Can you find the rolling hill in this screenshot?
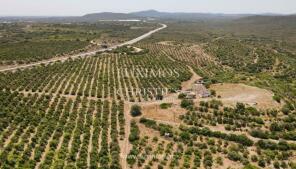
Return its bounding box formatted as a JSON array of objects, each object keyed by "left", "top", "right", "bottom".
[
  {"left": 82, "top": 12, "right": 140, "bottom": 20},
  {"left": 131, "top": 10, "right": 250, "bottom": 20},
  {"left": 0, "top": 10, "right": 294, "bottom": 23}
]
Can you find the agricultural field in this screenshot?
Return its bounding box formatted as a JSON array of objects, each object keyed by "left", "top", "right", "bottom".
[
  {"left": 130, "top": 99, "right": 296, "bottom": 169},
  {"left": 0, "top": 22, "right": 157, "bottom": 64},
  {"left": 0, "top": 14, "right": 296, "bottom": 169},
  {"left": 0, "top": 90, "right": 124, "bottom": 169},
  {"left": 0, "top": 52, "right": 191, "bottom": 102},
  {"left": 127, "top": 17, "right": 296, "bottom": 169},
  {"left": 141, "top": 17, "right": 296, "bottom": 107}
]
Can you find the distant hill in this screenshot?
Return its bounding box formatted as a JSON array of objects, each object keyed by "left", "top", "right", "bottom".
[
  {"left": 81, "top": 10, "right": 249, "bottom": 21},
  {"left": 236, "top": 15, "right": 296, "bottom": 26},
  {"left": 1, "top": 10, "right": 294, "bottom": 23},
  {"left": 0, "top": 13, "right": 141, "bottom": 23},
  {"left": 82, "top": 12, "right": 140, "bottom": 20},
  {"left": 131, "top": 10, "right": 250, "bottom": 20},
  {"left": 218, "top": 14, "right": 296, "bottom": 43},
  {"left": 130, "top": 10, "right": 167, "bottom": 18}
]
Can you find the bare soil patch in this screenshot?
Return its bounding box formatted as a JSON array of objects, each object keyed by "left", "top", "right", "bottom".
[
  {"left": 216, "top": 158, "right": 242, "bottom": 169},
  {"left": 209, "top": 83, "right": 281, "bottom": 109},
  {"left": 157, "top": 41, "right": 176, "bottom": 46},
  {"left": 132, "top": 46, "right": 143, "bottom": 53},
  {"left": 182, "top": 66, "right": 202, "bottom": 91},
  {"left": 141, "top": 103, "right": 186, "bottom": 123}
]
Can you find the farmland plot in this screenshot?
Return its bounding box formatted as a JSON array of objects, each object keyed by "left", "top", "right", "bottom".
[
  {"left": 0, "top": 90, "right": 125, "bottom": 169},
  {"left": 0, "top": 53, "right": 191, "bottom": 102}
]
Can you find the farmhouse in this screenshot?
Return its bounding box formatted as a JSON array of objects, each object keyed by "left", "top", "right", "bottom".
[
  {"left": 186, "top": 92, "right": 196, "bottom": 99},
  {"left": 179, "top": 90, "right": 197, "bottom": 99},
  {"left": 192, "top": 83, "right": 211, "bottom": 98}
]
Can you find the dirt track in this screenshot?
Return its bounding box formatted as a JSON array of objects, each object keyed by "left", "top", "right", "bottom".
[{"left": 120, "top": 103, "right": 133, "bottom": 169}]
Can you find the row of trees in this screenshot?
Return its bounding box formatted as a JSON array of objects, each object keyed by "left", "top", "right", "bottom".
[
  {"left": 0, "top": 90, "right": 126, "bottom": 168},
  {"left": 0, "top": 52, "right": 192, "bottom": 102}
]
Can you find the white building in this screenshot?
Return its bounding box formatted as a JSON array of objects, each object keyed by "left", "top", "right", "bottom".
[{"left": 192, "top": 84, "right": 211, "bottom": 98}]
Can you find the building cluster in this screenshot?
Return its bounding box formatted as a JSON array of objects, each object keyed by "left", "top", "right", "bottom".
[{"left": 179, "top": 79, "right": 211, "bottom": 99}]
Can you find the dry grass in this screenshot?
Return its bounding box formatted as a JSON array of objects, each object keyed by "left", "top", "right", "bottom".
[
  {"left": 209, "top": 83, "right": 281, "bottom": 109},
  {"left": 141, "top": 103, "right": 186, "bottom": 123},
  {"left": 157, "top": 41, "right": 176, "bottom": 46}
]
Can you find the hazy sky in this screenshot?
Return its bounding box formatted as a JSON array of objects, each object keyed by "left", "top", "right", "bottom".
[{"left": 1, "top": 0, "right": 296, "bottom": 16}]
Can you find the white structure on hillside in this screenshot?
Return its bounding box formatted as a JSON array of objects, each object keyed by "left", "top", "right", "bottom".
[
  {"left": 192, "top": 84, "right": 211, "bottom": 98},
  {"left": 179, "top": 78, "right": 211, "bottom": 99},
  {"left": 179, "top": 90, "right": 197, "bottom": 99}
]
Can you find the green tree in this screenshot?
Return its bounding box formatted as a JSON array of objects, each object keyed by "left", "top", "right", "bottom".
[
  {"left": 130, "top": 105, "right": 142, "bottom": 117},
  {"left": 181, "top": 99, "right": 194, "bottom": 109}
]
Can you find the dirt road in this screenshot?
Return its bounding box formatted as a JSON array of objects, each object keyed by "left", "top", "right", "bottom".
[
  {"left": 0, "top": 23, "right": 167, "bottom": 72},
  {"left": 120, "top": 102, "right": 133, "bottom": 169}
]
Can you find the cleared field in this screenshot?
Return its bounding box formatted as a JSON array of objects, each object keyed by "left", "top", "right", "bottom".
[
  {"left": 210, "top": 83, "right": 281, "bottom": 109},
  {"left": 141, "top": 103, "right": 186, "bottom": 123}
]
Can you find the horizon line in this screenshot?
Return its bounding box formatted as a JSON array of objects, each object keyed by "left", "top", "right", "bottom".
[{"left": 0, "top": 10, "right": 295, "bottom": 17}]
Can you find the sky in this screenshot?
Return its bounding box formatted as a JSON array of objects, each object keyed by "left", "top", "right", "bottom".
[{"left": 0, "top": 0, "right": 296, "bottom": 16}]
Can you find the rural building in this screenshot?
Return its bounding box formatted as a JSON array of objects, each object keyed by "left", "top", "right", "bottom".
[
  {"left": 186, "top": 92, "right": 196, "bottom": 99},
  {"left": 180, "top": 90, "right": 197, "bottom": 99},
  {"left": 164, "top": 133, "right": 172, "bottom": 137},
  {"left": 192, "top": 84, "right": 211, "bottom": 98}
]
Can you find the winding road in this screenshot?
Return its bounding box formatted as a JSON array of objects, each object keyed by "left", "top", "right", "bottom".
[{"left": 0, "top": 23, "right": 167, "bottom": 72}]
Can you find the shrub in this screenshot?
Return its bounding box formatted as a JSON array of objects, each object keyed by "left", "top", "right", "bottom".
[
  {"left": 178, "top": 93, "right": 186, "bottom": 99},
  {"left": 258, "top": 158, "right": 266, "bottom": 167},
  {"left": 130, "top": 105, "right": 142, "bottom": 117},
  {"left": 181, "top": 99, "right": 194, "bottom": 110},
  {"left": 129, "top": 121, "right": 140, "bottom": 143},
  {"left": 281, "top": 105, "right": 291, "bottom": 115},
  {"left": 243, "top": 164, "right": 259, "bottom": 169},
  {"left": 210, "top": 90, "right": 216, "bottom": 96},
  {"left": 160, "top": 103, "right": 172, "bottom": 109},
  {"left": 180, "top": 132, "right": 191, "bottom": 142},
  {"left": 228, "top": 151, "right": 242, "bottom": 161},
  {"left": 273, "top": 95, "right": 281, "bottom": 103}
]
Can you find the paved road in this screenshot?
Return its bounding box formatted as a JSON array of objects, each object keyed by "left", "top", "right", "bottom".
[{"left": 0, "top": 23, "right": 167, "bottom": 72}]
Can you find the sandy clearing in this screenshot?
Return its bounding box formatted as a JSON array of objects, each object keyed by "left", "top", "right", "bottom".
[
  {"left": 132, "top": 46, "right": 143, "bottom": 53},
  {"left": 209, "top": 83, "right": 281, "bottom": 109},
  {"left": 135, "top": 65, "right": 200, "bottom": 124},
  {"left": 157, "top": 41, "right": 176, "bottom": 46},
  {"left": 141, "top": 103, "right": 186, "bottom": 123},
  {"left": 182, "top": 66, "right": 202, "bottom": 91}
]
